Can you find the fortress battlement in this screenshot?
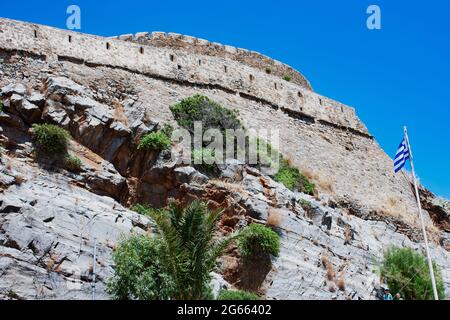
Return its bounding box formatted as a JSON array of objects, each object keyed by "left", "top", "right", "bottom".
[{"left": 0, "top": 18, "right": 369, "bottom": 136}]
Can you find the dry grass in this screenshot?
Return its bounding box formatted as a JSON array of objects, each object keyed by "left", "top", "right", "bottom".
[
  {"left": 209, "top": 179, "right": 246, "bottom": 195},
  {"left": 344, "top": 226, "right": 352, "bottom": 245},
  {"left": 321, "top": 256, "right": 335, "bottom": 281},
  {"left": 14, "top": 175, "right": 24, "bottom": 185},
  {"left": 303, "top": 168, "right": 334, "bottom": 194},
  {"left": 267, "top": 208, "right": 283, "bottom": 228},
  {"left": 378, "top": 195, "right": 441, "bottom": 239},
  {"left": 336, "top": 277, "right": 346, "bottom": 291}
]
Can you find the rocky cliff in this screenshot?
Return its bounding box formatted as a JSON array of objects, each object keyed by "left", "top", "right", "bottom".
[{"left": 0, "top": 18, "right": 449, "bottom": 300}]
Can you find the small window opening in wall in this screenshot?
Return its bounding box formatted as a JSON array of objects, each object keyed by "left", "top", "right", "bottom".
[
  {"left": 298, "top": 91, "right": 303, "bottom": 98},
  {"left": 341, "top": 106, "right": 344, "bottom": 112},
  {"left": 106, "top": 42, "right": 111, "bottom": 50},
  {"left": 68, "top": 35, "right": 72, "bottom": 43},
  {"left": 198, "top": 59, "right": 202, "bottom": 66},
  {"left": 139, "top": 47, "right": 144, "bottom": 54},
  {"left": 319, "top": 98, "right": 323, "bottom": 106},
  {"left": 249, "top": 74, "right": 254, "bottom": 81},
  {"left": 177, "top": 64, "right": 182, "bottom": 70},
  {"left": 170, "top": 54, "right": 175, "bottom": 62},
  {"left": 33, "top": 30, "right": 37, "bottom": 38},
  {"left": 224, "top": 65, "right": 228, "bottom": 73},
  {"left": 274, "top": 83, "right": 278, "bottom": 90}
]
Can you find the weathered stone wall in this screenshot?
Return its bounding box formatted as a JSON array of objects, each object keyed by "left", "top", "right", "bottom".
[
  {"left": 0, "top": 18, "right": 367, "bottom": 135},
  {"left": 111, "top": 31, "right": 313, "bottom": 91},
  {"left": 0, "top": 18, "right": 429, "bottom": 229}
]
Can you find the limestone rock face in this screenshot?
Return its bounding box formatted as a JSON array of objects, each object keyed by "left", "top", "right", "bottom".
[
  {"left": 0, "top": 163, "right": 150, "bottom": 300},
  {"left": 0, "top": 18, "right": 449, "bottom": 300}
]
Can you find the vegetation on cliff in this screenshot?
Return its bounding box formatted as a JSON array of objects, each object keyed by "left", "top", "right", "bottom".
[
  {"left": 138, "top": 131, "right": 172, "bottom": 151},
  {"left": 109, "top": 200, "right": 240, "bottom": 300},
  {"left": 381, "top": 246, "right": 445, "bottom": 300},
  {"left": 217, "top": 289, "right": 260, "bottom": 300},
  {"left": 32, "top": 123, "right": 70, "bottom": 155},
  {"left": 170, "top": 94, "right": 243, "bottom": 134},
  {"left": 274, "top": 159, "right": 315, "bottom": 195},
  {"left": 192, "top": 148, "right": 217, "bottom": 174},
  {"left": 238, "top": 223, "right": 280, "bottom": 258}
]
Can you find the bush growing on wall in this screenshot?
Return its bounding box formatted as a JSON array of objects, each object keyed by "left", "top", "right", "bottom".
[
  {"left": 170, "top": 94, "right": 243, "bottom": 134},
  {"left": 273, "top": 159, "right": 315, "bottom": 195},
  {"left": 380, "top": 246, "right": 446, "bottom": 300}
]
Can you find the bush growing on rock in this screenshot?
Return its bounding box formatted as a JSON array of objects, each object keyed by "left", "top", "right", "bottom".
[
  {"left": 282, "top": 75, "right": 292, "bottom": 82},
  {"left": 64, "top": 155, "right": 82, "bottom": 172},
  {"left": 170, "top": 94, "right": 243, "bottom": 133},
  {"left": 138, "top": 131, "right": 171, "bottom": 151},
  {"left": 31, "top": 123, "right": 70, "bottom": 155},
  {"left": 192, "top": 148, "right": 217, "bottom": 174},
  {"left": 216, "top": 289, "right": 260, "bottom": 300},
  {"left": 107, "top": 235, "right": 175, "bottom": 300},
  {"left": 131, "top": 203, "right": 154, "bottom": 216},
  {"left": 380, "top": 246, "right": 445, "bottom": 300},
  {"left": 238, "top": 223, "right": 280, "bottom": 258},
  {"left": 0, "top": 100, "right": 3, "bottom": 112},
  {"left": 161, "top": 123, "right": 174, "bottom": 138},
  {"left": 108, "top": 200, "right": 239, "bottom": 300},
  {"left": 274, "top": 159, "right": 315, "bottom": 195}
]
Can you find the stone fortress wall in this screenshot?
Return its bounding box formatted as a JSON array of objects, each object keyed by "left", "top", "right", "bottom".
[
  {"left": 0, "top": 18, "right": 369, "bottom": 137},
  {"left": 0, "top": 17, "right": 429, "bottom": 233}
]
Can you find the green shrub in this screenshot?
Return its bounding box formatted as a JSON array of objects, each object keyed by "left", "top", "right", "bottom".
[
  {"left": 131, "top": 203, "right": 154, "bottom": 216},
  {"left": 246, "top": 137, "right": 280, "bottom": 168},
  {"left": 107, "top": 235, "right": 175, "bottom": 300},
  {"left": 274, "top": 160, "right": 315, "bottom": 195},
  {"left": 217, "top": 289, "right": 260, "bottom": 300},
  {"left": 138, "top": 131, "right": 171, "bottom": 151},
  {"left": 65, "top": 155, "right": 82, "bottom": 172},
  {"left": 32, "top": 124, "right": 70, "bottom": 155},
  {"left": 161, "top": 123, "right": 174, "bottom": 138},
  {"left": 380, "top": 246, "right": 446, "bottom": 300},
  {"left": 282, "top": 75, "right": 292, "bottom": 82},
  {"left": 238, "top": 223, "right": 280, "bottom": 258},
  {"left": 192, "top": 148, "right": 216, "bottom": 173},
  {"left": 108, "top": 201, "right": 240, "bottom": 300},
  {"left": 0, "top": 100, "right": 3, "bottom": 112},
  {"left": 170, "top": 94, "right": 243, "bottom": 133}
]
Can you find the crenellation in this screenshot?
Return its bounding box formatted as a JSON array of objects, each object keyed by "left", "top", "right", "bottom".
[
  {"left": 118, "top": 34, "right": 133, "bottom": 41},
  {"left": 0, "top": 17, "right": 368, "bottom": 135},
  {"left": 134, "top": 32, "right": 149, "bottom": 41}
]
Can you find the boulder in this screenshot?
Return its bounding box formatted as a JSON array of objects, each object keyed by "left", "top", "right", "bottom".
[
  {"left": 1, "top": 83, "right": 26, "bottom": 97},
  {"left": 16, "top": 100, "right": 42, "bottom": 124}
]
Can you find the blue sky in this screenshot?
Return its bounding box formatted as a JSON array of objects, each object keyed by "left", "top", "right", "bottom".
[{"left": 1, "top": 0, "right": 449, "bottom": 198}]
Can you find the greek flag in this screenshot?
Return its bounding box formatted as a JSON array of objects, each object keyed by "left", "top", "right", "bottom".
[{"left": 394, "top": 138, "right": 410, "bottom": 173}]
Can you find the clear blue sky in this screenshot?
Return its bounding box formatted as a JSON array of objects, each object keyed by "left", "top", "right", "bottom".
[{"left": 1, "top": 0, "right": 449, "bottom": 198}]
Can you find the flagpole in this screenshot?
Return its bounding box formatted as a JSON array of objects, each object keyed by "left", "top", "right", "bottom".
[{"left": 403, "top": 126, "right": 439, "bottom": 300}]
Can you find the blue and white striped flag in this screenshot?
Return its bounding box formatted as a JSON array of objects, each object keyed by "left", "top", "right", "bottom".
[{"left": 394, "top": 138, "right": 410, "bottom": 173}]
